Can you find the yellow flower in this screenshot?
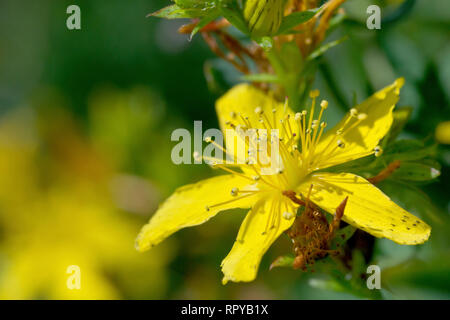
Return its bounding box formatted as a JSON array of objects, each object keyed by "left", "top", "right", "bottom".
[
  {"left": 136, "top": 78, "right": 431, "bottom": 284},
  {"left": 435, "top": 121, "right": 450, "bottom": 144},
  {"left": 0, "top": 108, "right": 171, "bottom": 299}
]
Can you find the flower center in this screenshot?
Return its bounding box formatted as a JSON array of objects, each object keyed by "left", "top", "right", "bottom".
[{"left": 198, "top": 89, "right": 379, "bottom": 224}]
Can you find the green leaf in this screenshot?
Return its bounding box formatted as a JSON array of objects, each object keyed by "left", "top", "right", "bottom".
[
  {"left": 276, "top": 9, "right": 318, "bottom": 35},
  {"left": 391, "top": 161, "right": 441, "bottom": 182},
  {"left": 241, "top": 73, "right": 280, "bottom": 83},
  {"left": 308, "top": 278, "right": 347, "bottom": 292},
  {"left": 219, "top": 4, "right": 249, "bottom": 35},
  {"left": 269, "top": 255, "right": 295, "bottom": 270},
  {"left": 149, "top": 4, "right": 207, "bottom": 19},
  {"left": 190, "top": 9, "right": 220, "bottom": 39},
  {"left": 383, "top": 140, "right": 437, "bottom": 162},
  {"left": 326, "top": 11, "right": 346, "bottom": 35},
  {"left": 307, "top": 36, "right": 348, "bottom": 61},
  {"left": 175, "top": 0, "right": 215, "bottom": 9}
]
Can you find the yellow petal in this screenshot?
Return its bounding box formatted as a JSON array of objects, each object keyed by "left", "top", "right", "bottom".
[
  {"left": 314, "top": 78, "right": 404, "bottom": 169},
  {"left": 221, "top": 195, "right": 296, "bottom": 283},
  {"left": 297, "top": 172, "right": 431, "bottom": 245},
  {"left": 215, "top": 84, "right": 299, "bottom": 164},
  {"left": 136, "top": 175, "right": 257, "bottom": 252}
]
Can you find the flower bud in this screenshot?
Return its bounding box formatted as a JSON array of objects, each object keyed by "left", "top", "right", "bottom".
[{"left": 244, "top": 0, "right": 285, "bottom": 37}]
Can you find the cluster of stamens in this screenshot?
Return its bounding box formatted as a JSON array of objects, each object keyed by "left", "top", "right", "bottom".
[{"left": 198, "top": 90, "right": 381, "bottom": 236}]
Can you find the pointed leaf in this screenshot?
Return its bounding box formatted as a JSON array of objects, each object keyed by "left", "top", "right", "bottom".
[
  {"left": 269, "top": 255, "right": 295, "bottom": 270},
  {"left": 307, "top": 36, "right": 348, "bottom": 61},
  {"left": 149, "top": 4, "right": 208, "bottom": 19},
  {"left": 241, "top": 73, "right": 280, "bottom": 83},
  {"left": 391, "top": 161, "right": 441, "bottom": 182},
  {"left": 190, "top": 9, "right": 220, "bottom": 39},
  {"left": 220, "top": 5, "right": 249, "bottom": 35},
  {"left": 276, "top": 9, "right": 318, "bottom": 35}
]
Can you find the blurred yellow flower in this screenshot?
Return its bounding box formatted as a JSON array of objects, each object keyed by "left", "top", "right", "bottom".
[
  {"left": 0, "top": 106, "right": 172, "bottom": 299},
  {"left": 435, "top": 121, "right": 450, "bottom": 144},
  {"left": 136, "top": 78, "right": 430, "bottom": 284}
]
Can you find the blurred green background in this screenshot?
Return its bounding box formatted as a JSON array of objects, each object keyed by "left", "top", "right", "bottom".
[{"left": 0, "top": 0, "right": 448, "bottom": 299}]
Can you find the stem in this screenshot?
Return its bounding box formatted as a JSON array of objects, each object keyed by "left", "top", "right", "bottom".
[{"left": 266, "top": 48, "right": 301, "bottom": 110}]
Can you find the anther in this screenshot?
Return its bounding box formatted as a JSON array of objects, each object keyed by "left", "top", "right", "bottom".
[
  {"left": 320, "top": 122, "right": 327, "bottom": 128},
  {"left": 254, "top": 107, "right": 263, "bottom": 115},
  {"left": 204, "top": 136, "right": 212, "bottom": 143},
  {"left": 295, "top": 112, "right": 302, "bottom": 120},
  {"left": 252, "top": 175, "right": 260, "bottom": 181},
  {"left": 358, "top": 113, "right": 368, "bottom": 120},
  {"left": 350, "top": 108, "right": 358, "bottom": 117},
  {"left": 283, "top": 212, "right": 295, "bottom": 220},
  {"left": 337, "top": 140, "right": 345, "bottom": 148},
  {"left": 309, "top": 90, "right": 320, "bottom": 98},
  {"left": 230, "top": 111, "right": 237, "bottom": 119},
  {"left": 231, "top": 187, "right": 239, "bottom": 197},
  {"left": 374, "top": 146, "right": 383, "bottom": 157},
  {"left": 320, "top": 100, "right": 329, "bottom": 109},
  {"left": 205, "top": 206, "right": 210, "bottom": 212}
]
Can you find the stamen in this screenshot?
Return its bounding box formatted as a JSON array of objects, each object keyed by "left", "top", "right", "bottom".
[
  {"left": 207, "top": 192, "right": 258, "bottom": 211},
  {"left": 272, "top": 108, "right": 277, "bottom": 130},
  {"left": 213, "top": 164, "right": 255, "bottom": 183},
  {"left": 308, "top": 90, "right": 319, "bottom": 130}
]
